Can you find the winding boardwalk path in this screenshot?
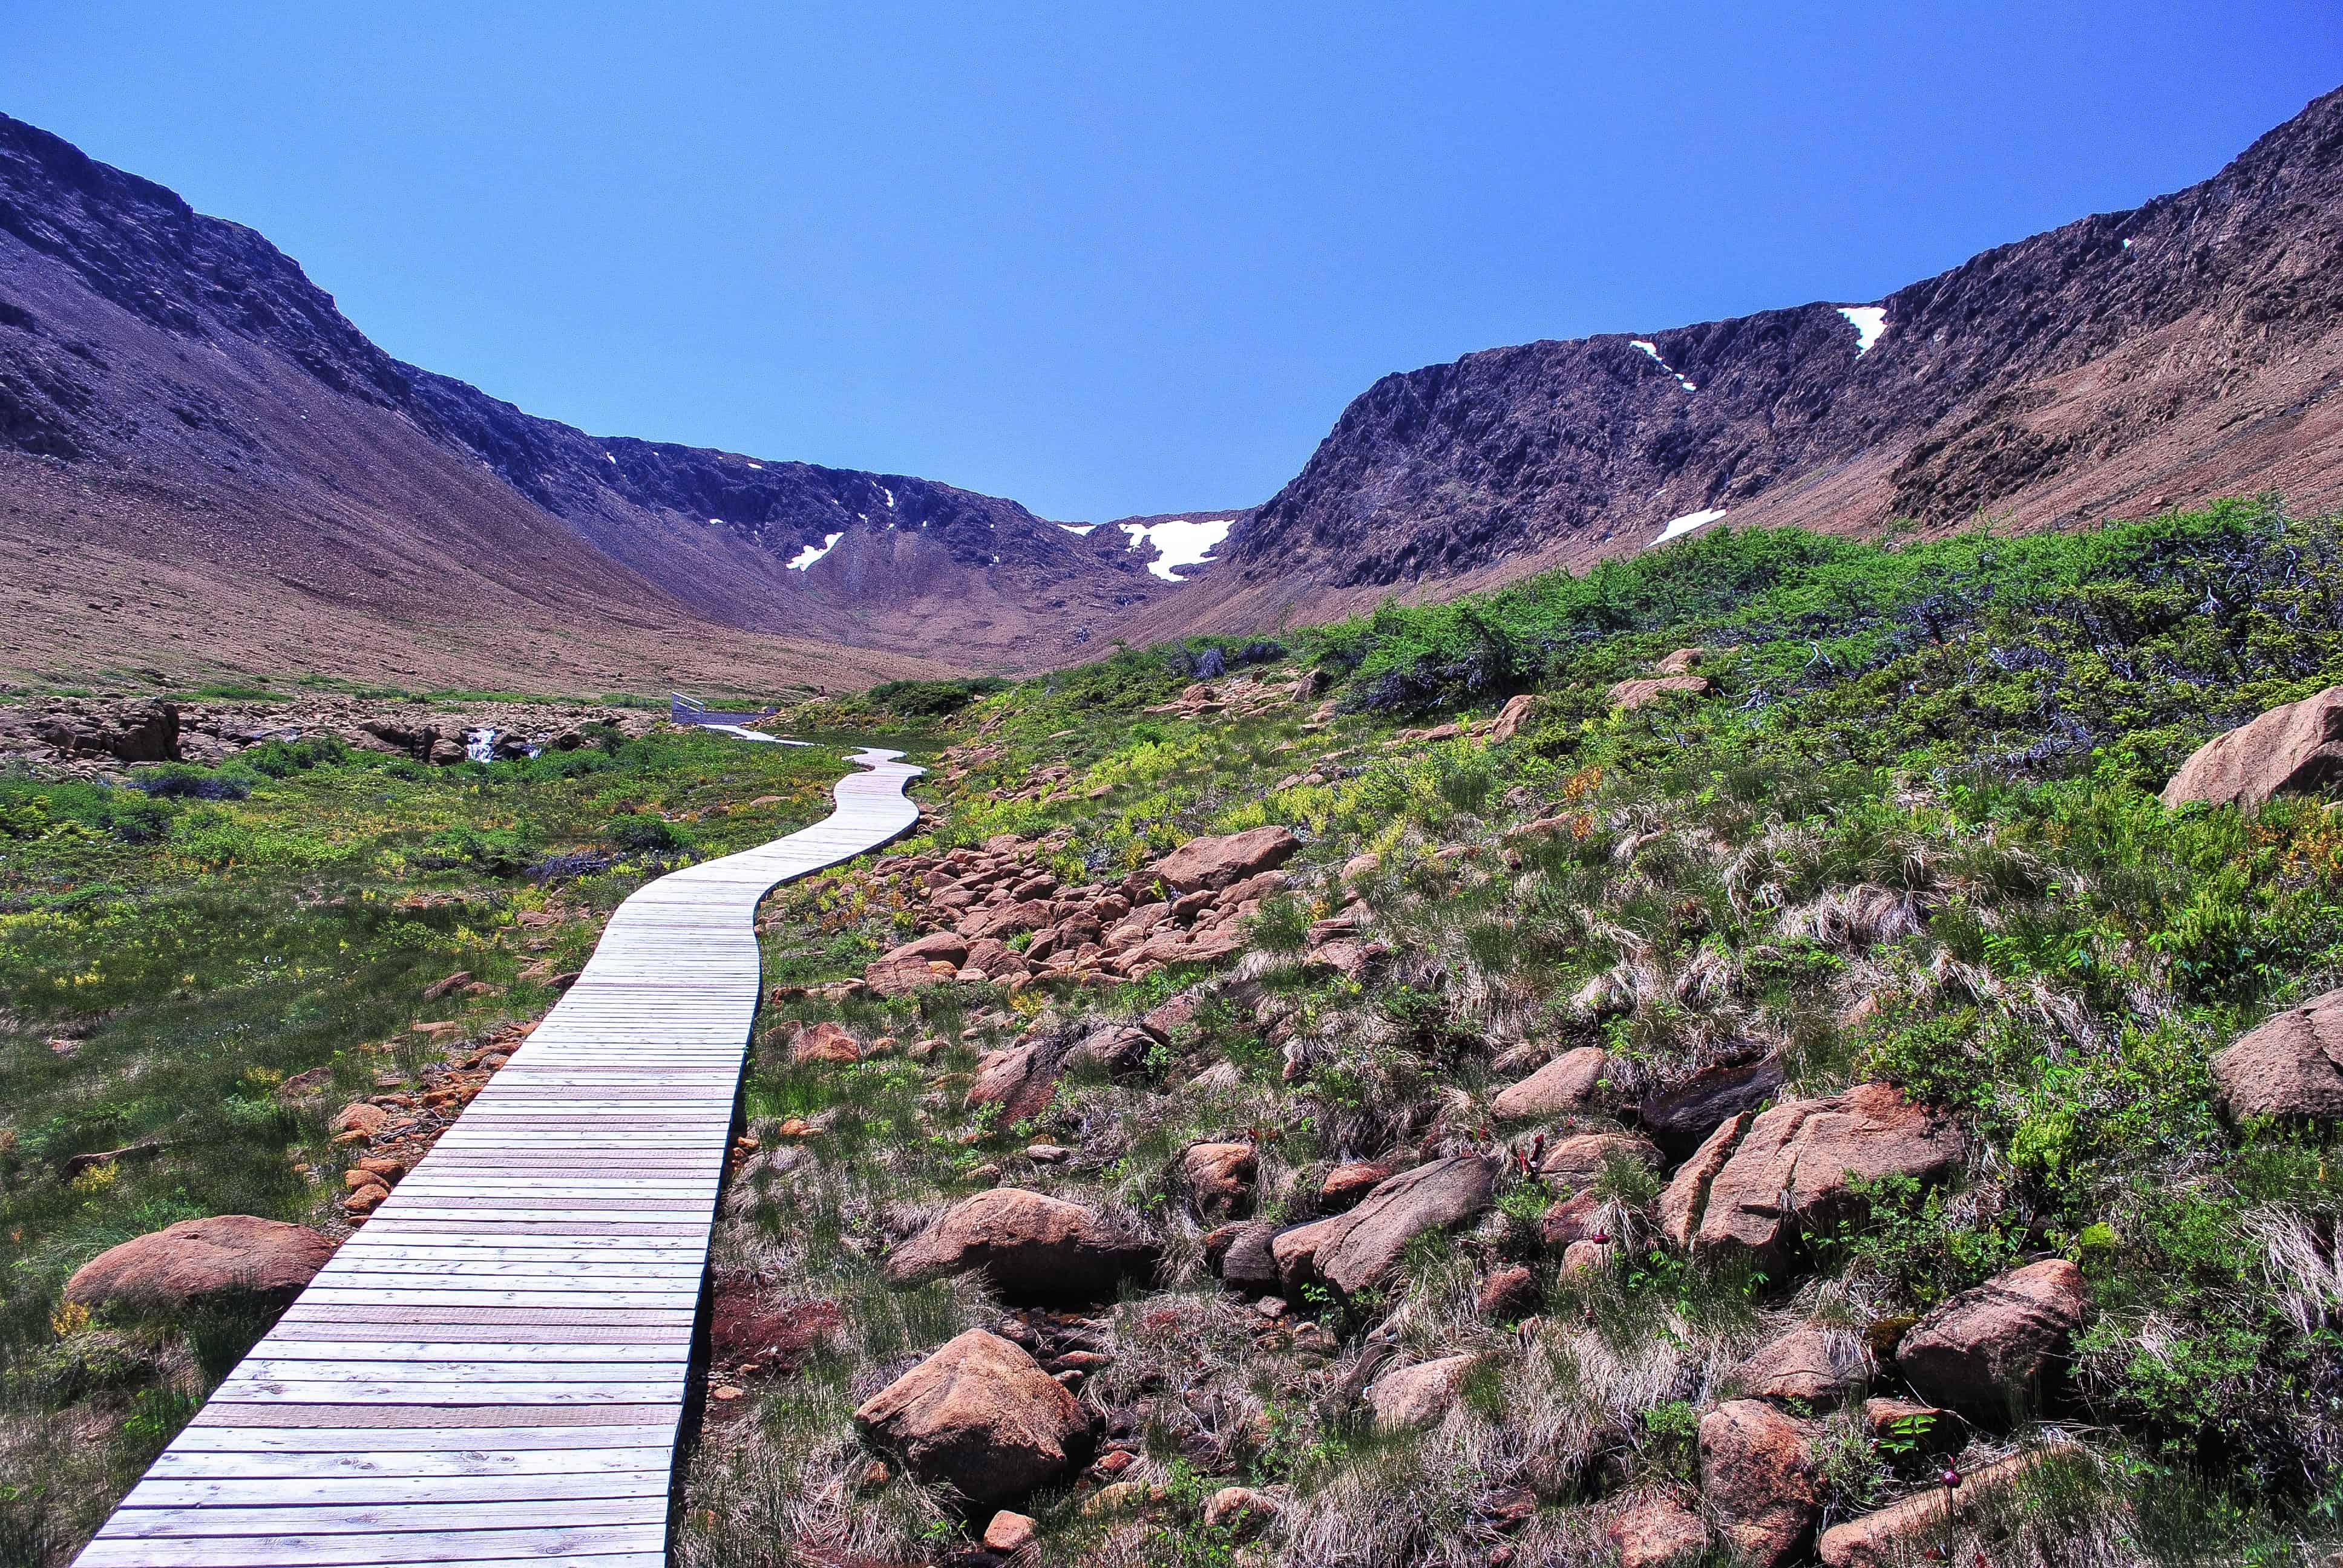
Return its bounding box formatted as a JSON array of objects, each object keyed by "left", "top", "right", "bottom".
[{"left": 73, "top": 747, "right": 923, "bottom": 1568}]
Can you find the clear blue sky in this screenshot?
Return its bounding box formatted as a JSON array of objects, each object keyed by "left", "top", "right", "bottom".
[{"left": 4, "top": 3, "right": 2338, "bottom": 521}]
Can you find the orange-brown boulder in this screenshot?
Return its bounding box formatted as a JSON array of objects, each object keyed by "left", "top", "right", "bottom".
[
  {"left": 882, "top": 1187, "right": 1155, "bottom": 1303},
  {"left": 1609, "top": 675, "right": 1712, "bottom": 710},
  {"left": 965, "top": 1040, "right": 1063, "bottom": 1123},
  {"left": 65, "top": 1215, "right": 334, "bottom": 1311},
  {"left": 1490, "top": 1047, "right": 1611, "bottom": 1120},
  {"left": 1182, "top": 1142, "right": 1257, "bottom": 1217},
  {"left": 2212, "top": 988, "right": 2343, "bottom": 1120},
  {"left": 2161, "top": 686, "right": 2343, "bottom": 811},
  {"left": 1320, "top": 1161, "right": 1393, "bottom": 1211},
  {"left": 789, "top": 1021, "right": 861, "bottom": 1065},
  {"left": 852, "top": 1329, "right": 1090, "bottom": 1506},
  {"left": 1538, "top": 1130, "right": 1661, "bottom": 1192},
  {"left": 1894, "top": 1258, "right": 2088, "bottom": 1417},
  {"left": 1489, "top": 693, "right": 1538, "bottom": 742},
  {"left": 865, "top": 930, "right": 971, "bottom": 996},
  {"left": 1699, "top": 1399, "right": 1821, "bottom": 1567},
  {"left": 1606, "top": 1493, "right": 1709, "bottom": 1568},
  {"left": 1273, "top": 1155, "right": 1496, "bottom": 1296},
  {"left": 1662, "top": 1084, "right": 1964, "bottom": 1267},
  {"left": 1732, "top": 1324, "right": 1869, "bottom": 1406},
  {"left": 1154, "top": 826, "right": 1302, "bottom": 893},
  {"left": 1818, "top": 1449, "right": 2057, "bottom": 1567}
]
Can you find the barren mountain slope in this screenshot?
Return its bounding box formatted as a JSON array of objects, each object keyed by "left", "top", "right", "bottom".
[
  {"left": 1121, "top": 85, "right": 2343, "bottom": 642},
  {"left": 0, "top": 113, "right": 1178, "bottom": 684}
]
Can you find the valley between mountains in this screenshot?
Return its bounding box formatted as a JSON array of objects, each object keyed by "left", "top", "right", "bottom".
[
  {"left": 13, "top": 501, "right": 2343, "bottom": 1567},
  {"left": 7, "top": 89, "right": 2343, "bottom": 688},
  {"left": 8, "top": 63, "right": 2343, "bottom": 1568}
]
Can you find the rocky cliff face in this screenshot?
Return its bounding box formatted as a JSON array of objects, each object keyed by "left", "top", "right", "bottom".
[
  {"left": 0, "top": 113, "right": 1181, "bottom": 681},
  {"left": 1128, "top": 85, "right": 2343, "bottom": 640}
]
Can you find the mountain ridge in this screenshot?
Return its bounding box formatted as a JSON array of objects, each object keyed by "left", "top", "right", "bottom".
[
  {"left": 1121, "top": 83, "right": 2343, "bottom": 642},
  {"left": 0, "top": 110, "right": 1201, "bottom": 684}
]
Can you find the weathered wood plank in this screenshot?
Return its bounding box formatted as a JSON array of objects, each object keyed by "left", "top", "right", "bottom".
[{"left": 72, "top": 748, "right": 920, "bottom": 1568}]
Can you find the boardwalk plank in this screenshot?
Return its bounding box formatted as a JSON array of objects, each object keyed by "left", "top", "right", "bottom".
[{"left": 71, "top": 747, "right": 920, "bottom": 1568}]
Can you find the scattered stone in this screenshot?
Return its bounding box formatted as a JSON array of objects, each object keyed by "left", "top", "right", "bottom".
[
  {"left": 2212, "top": 988, "right": 2343, "bottom": 1120},
  {"left": 1064, "top": 1024, "right": 1156, "bottom": 1078},
  {"left": 64, "top": 1215, "right": 335, "bottom": 1311},
  {"left": 420, "top": 970, "right": 474, "bottom": 1001},
  {"left": 883, "top": 1188, "right": 1156, "bottom": 1304},
  {"left": 965, "top": 1040, "right": 1064, "bottom": 1124},
  {"left": 1368, "top": 1354, "right": 1476, "bottom": 1430},
  {"left": 1203, "top": 1485, "right": 1278, "bottom": 1540},
  {"left": 1861, "top": 1397, "right": 1958, "bottom": 1457},
  {"left": 1656, "top": 648, "right": 1706, "bottom": 675},
  {"left": 1895, "top": 1259, "right": 2088, "bottom": 1418},
  {"left": 1274, "top": 1156, "right": 1497, "bottom": 1296},
  {"left": 867, "top": 931, "right": 972, "bottom": 996},
  {"left": 330, "top": 1102, "right": 389, "bottom": 1139},
  {"left": 274, "top": 1066, "right": 333, "bottom": 1102},
  {"left": 1699, "top": 1399, "right": 1821, "bottom": 1568},
  {"left": 1662, "top": 1083, "right": 1964, "bottom": 1267},
  {"left": 1541, "top": 1190, "right": 1604, "bottom": 1249},
  {"left": 2161, "top": 685, "right": 2343, "bottom": 811},
  {"left": 789, "top": 1021, "right": 862, "bottom": 1065},
  {"left": 1561, "top": 1238, "right": 1613, "bottom": 1274},
  {"left": 1155, "top": 826, "right": 1302, "bottom": 893},
  {"left": 1818, "top": 1449, "right": 2059, "bottom": 1567},
  {"left": 1213, "top": 1220, "right": 1288, "bottom": 1295},
  {"left": 851, "top": 1329, "right": 1090, "bottom": 1508},
  {"left": 982, "top": 1510, "right": 1037, "bottom": 1553},
  {"left": 1606, "top": 1493, "right": 1708, "bottom": 1568},
  {"left": 1182, "top": 1142, "right": 1257, "bottom": 1217},
  {"left": 1609, "top": 675, "right": 1712, "bottom": 710},
  {"left": 59, "top": 1140, "right": 163, "bottom": 1180},
  {"left": 1319, "top": 1161, "right": 1392, "bottom": 1211},
  {"left": 1478, "top": 1263, "right": 1539, "bottom": 1320},
  {"left": 1489, "top": 1047, "right": 1611, "bottom": 1120},
  {"left": 1488, "top": 693, "right": 1539, "bottom": 742},
  {"left": 1732, "top": 1324, "right": 1870, "bottom": 1406},
  {"left": 1536, "top": 1130, "right": 1661, "bottom": 1191}
]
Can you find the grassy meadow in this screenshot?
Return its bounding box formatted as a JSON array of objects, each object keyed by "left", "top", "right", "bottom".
[{"left": 7, "top": 498, "right": 2343, "bottom": 1566}]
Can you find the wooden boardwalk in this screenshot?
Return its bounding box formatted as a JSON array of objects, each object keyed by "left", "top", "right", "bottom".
[{"left": 72, "top": 747, "right": 923, "bottom": 1568}]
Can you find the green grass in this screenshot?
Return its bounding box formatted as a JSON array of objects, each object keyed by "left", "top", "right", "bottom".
[{"left": 0, "top": 727, "right": 874, "bottom": 1560}]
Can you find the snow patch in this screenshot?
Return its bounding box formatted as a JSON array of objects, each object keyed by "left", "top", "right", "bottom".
[
  {"left": 1649, "top": 509, "right": 1726, "bottom": 548},
  {"left": 1837, "top": 306, "right": 1887, "bottom": 356},
  {"left": 1629, "top": 339, "right": 1697, "bottom": 392},
  {"left": 1118, "top": 517, "right": 1234, "bottom": 581},
  {"left": 786, "top": 531, "right": 844, "bottom": 570},
  {"left": 1056, "top": 521, "right": 1101, "bottom": 535},
  {"left": 881, "top": 486, "right": 895, "bottom": 507},
  {"left": 709, "top": 518, "right": 724, "bottom": 526},
  {"left": 747, "top": 462, "right": 763, "bottom": 470}
]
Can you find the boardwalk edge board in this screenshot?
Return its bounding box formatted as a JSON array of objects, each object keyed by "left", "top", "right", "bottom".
[{"left": 72, "top": 746, "right": 922, "bottom": 1568}]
